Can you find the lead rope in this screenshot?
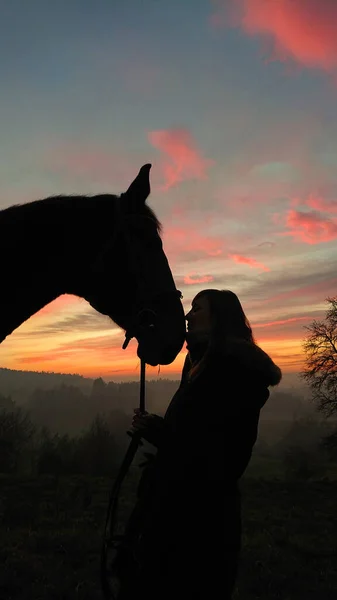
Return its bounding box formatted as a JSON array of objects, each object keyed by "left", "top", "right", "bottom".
[{"left": 100, "top": 357, "right": 147, "bottom": 600}]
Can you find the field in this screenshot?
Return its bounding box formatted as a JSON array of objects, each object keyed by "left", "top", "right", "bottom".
[{"left": 1, "top": 459, "right": 337, "bottom": 599}]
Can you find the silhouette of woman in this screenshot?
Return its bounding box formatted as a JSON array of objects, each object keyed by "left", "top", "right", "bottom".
[{"left": 119, "top": 289, "right": 282, "bottom": 599}]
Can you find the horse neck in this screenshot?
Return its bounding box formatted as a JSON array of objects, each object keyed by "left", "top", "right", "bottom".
[{"left": 0, "top": 196, "right": 98, "bottom": 343}]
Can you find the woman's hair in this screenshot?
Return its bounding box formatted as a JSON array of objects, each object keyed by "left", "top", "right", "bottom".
[{"left": 187, "top": 289, "right": 256, "bottom": 381}]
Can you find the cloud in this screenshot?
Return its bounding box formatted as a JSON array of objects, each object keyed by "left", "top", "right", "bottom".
[
  {"left": 251, "top": 312, "right": 326, "bottom": 345},
  {"left": 176, "top": 272, "right": 252, "bottom": 296},
  {"left": 183, "top": 273, "right": 215, "bottom": 285},
  {"left": 15, "top": 333, "right": 139, "bottom": 375},
  {"left": 219, "top": 0, "right": 337, "bottom": 73},
  {"left": 214, "top": 137, "right": 317, "bottom": 219},
  {"left": 261, "top": 274, "right": 337, "bottom": 307},
  {"left": 257, "top": 241, "right": 275, "bottom": 248},
  {"left": 148, "top": 128, "right": 213, "bottom": 190},
  {"left": 47, "top": 132, "right": 213, "bottom": 196},
  {"left": 13, "top": 310, "right": 118, "bottom": 338},
  {"left": 306, "top": 195, "right": 337, "bottom": 214},
  {"left": 163, "top": 222, "right": 225, "bottom": 261},
  {"left": 19, "top": 352, "right": 76, "bottom": 365},
  {"left": 233, "top": 258, "right": 337, "bottom": 324},
  {"left": 257, "top": 345, "right": 304, "bottom": 371},
  {"left": 228, "top": 253, "right": 270, "bottom": 272},
  {"left": 253, "top": 316, "right": 312, "bottom": 329},
  {"left": 35, "top": 294, "right": 84, "bottom": 316},
  {"left": 278, "top": 209, "right": 337, "bottom": 244},
  {"left": 59, "top": 334, "right": 124, "bottom": 352}
]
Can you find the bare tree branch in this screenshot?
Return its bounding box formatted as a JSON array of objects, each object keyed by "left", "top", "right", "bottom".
[{"left": 300, "top": 296, "right": 337, "bottom": 417}]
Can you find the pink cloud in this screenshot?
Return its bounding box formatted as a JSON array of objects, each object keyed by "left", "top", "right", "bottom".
[
  {"left": 278, "top": 209, "right": 337, "bottom": 244},
  {"left": 264, "top": 277, "right": 337, "bottom": 305},
  {"left": 228, "top": 253, "right": 270, "bottom": 272},
  {"left": 306, "top": 195, "right": 337, "bottom": 214},
  {"left": 221, "top": 0, "right": 337, "bottom": 72},
  {"left": 19, "top": 352, "right": 75, "bottom": 364},
  {"left": 253, "top": 316, "right": 310, "bottom": 328},
  {"left": 148, "top": 128, "right": 213, "bottom": 190},
  {"left": 164, "top": 224, "right": 225, "bottom": 259},
  {"left": 183, "top": 273, "right": 215, "bottom": 285}
]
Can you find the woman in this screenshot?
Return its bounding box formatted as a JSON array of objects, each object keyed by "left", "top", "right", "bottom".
[{"left": 120, "top": 289, "right": 282, "bottom": 599}]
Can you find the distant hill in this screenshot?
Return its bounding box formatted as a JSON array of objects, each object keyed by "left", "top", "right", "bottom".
[
  {"left": 0, "top": 366, "right": 320, "bottom": 422},
  {"left": 278, "top": 371, "right": 307, "bottom": 391},
  {"left": 0, "top": 368, "right": 93, "bottom": 405}
]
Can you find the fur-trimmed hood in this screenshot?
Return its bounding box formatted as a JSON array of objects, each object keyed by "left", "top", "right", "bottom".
[
  {"left": 224, "top": 337, "right": 282, "bottom": 387},
  {"left": 186, "top": 333, "right": 282, "bottom": 388}
]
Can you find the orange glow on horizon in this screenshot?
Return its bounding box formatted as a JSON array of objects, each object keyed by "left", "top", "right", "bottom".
[{"left": 0, "top": 333, "right": 304, "bottom": 380}]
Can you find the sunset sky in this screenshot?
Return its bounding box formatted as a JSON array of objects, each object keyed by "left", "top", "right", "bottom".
[{"left": 1, "top": 0, "right": 337, "bottom": 381}]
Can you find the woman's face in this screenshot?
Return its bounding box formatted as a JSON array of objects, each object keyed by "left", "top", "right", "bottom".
[{"left": 185, "top": 295, "right": 211, "bottom": 335}]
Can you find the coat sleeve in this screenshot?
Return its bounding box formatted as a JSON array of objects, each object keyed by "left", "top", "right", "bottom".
[
  {"left": 161, "top": 358, "right": 269, "bottom": 487},
  {"left": 138, "top": 360, "right": 267, "bottom": 549}
]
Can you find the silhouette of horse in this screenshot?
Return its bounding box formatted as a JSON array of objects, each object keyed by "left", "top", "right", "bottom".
[{"left": 0, "top": 164, "right": 185, "bottom": 366}]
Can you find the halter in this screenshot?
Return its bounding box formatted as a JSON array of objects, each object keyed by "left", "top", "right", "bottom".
[{"left": 90, "top": 196, "right": 182, "bottom": 356}]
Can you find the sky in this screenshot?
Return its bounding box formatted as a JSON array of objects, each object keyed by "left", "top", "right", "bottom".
[{"left": 1, "top": 0, "right": 337, "bottom": 381}]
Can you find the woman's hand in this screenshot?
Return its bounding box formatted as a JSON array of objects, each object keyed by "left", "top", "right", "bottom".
[{"left": 130, "top": 410, "right": 165, "bottom": 447}]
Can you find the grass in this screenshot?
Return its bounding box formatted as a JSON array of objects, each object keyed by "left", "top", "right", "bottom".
[{"left": 1, "top": 459, "right": 337, "bottom": 599}]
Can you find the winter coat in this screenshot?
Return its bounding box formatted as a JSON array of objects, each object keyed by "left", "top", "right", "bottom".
[{"left": 120, "top": 338, "right": 282, "bottom": 599}]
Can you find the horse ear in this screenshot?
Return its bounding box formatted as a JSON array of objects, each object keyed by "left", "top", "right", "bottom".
[{"left": 124, "top": 163, "right": 151, "bottom": 204}]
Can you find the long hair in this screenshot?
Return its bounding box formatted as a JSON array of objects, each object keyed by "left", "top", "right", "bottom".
[{"left": 187, "top": 289, "right": 256, "bottom": 382}]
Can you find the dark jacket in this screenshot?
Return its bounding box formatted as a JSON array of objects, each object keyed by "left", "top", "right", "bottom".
[{"left": 123, "top": 340, "right": 282, "bottom": 599}]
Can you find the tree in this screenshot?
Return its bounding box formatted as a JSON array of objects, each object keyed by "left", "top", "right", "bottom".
[
  {"left": 77, "top": 414, "right": 118, "bottom": 476},
  {"left": 282, "top": 445, "right": 326, "bottom": 481},
  {"left": 0, "top": 407, "right": 36, "bottom": 473},
  {"left": 301, "top": 296, "right": 337, "bottom": 417},
  {"left": 0, "top": 393, "right": 15, "bottom": 411}
]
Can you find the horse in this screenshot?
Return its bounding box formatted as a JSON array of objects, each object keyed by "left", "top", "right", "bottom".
[{"left": 0, "top": 164, "right": 186, "bottom": 366}]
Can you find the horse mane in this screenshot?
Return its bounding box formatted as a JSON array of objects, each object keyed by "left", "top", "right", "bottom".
[{"left": 1, "top": 193, "right": 162, "bottom": 235}]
